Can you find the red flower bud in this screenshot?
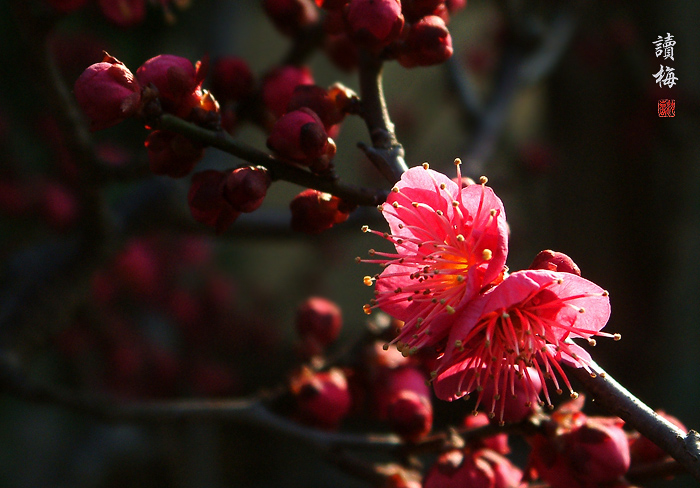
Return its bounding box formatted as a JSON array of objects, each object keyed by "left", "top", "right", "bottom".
[
  {"left": 464, "top": 412, "right": 510, "bottom": 455},
  {"left": 136, "top": 54, "right": 200, "bottom": 115},
  {"left": 222, "top": 166, "right": 271, "bottom": 212},
  {"left": 529, "top": 416, "right": 631, "bottom": 488},
  {"left": 387, "top": 391, "right": 433, "bottom": 442},
  {"left": 261, "top": 65, "right": 315, "bottom": 118},
  {"left": 477, "top": 449, "right": 523, "bottom": 488},
  {"left": 296, "top": 296, "right": 343, "bottom": 348},
  {"left": 145, "top": 130, "right": 204, "bottom": 178},
  {"left": 344, "top": 0, "right": 404, "bottom": 50},
  {"left": 568, "top": 418, "right": 630, "bottom": 484},
  {"left": 398, "top": 15, "right": 453, "bottom": 68},
  {"left": 187, "top": 170, "right": 240, "bottom": 233},
  {"left": 263, "top": 0, "right": 319, "bottom": 37},
  {"left": 290, "top": 367, "right": 352, "bottom": 429},
  {"left": 210, "top": 57, "right": 254, "bottom": 103},
  {"left": 529, "top": 250, "right": 581, "bottom": 276},
  {"left": 373, "top": 366, "right": 432, "bottom": 442},
  {"left": 289, "top": 189, "right": 350, "bottom": 234},
  {"left": 423, "top": 450, "right": 494, "bottom": 488},
  {"left": 324, "top": 33, "right": 360, "bottom": 71},
  {"left": 74, "top": 54, "right": 141, "bottom": 131},
  {"left": 287, "top": 85, "right": 346, "bottom": 130},
  {"left": 267, "top": 108, "right": 331, "bottom": 165},
  {"left": 98, "top": 0, "right": 146, "bottom": 27}
]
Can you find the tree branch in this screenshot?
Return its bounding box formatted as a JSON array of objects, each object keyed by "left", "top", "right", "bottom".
[
  {"left": 158, "top": 114, "right": 387, "bottom": 206},
  {"left": 357, "top": 51, "right": 408, "bottom": 183},
  {"left": 568, "top": 358, "right": 700, "bottom": 482}
]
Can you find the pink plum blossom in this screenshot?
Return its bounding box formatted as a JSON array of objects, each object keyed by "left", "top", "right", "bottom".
[
  {"left": 433, "top": 269, "right": 614, "bottom": 423},
  {"left": 361, "top": 161, "right": 509, "bottom": 353}
]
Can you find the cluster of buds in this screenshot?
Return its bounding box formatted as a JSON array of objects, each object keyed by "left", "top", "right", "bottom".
[
  {"left": 527, "top": 396, "right": 631, "bottom": 488},
  {"left": 423, "top": 447, "right": 523, "bottom": 488},
  {"left": 292, "top": 0, "right": 461, "bottom": 70},
  {"left": 74, "top": 52, "right": 219, "bottom": 179},
  {"left": 55, "top": 234, "right": 277, "bottom": 399},
  {"left": 265, "top": 76, "right": 355, "bottom": 173}
]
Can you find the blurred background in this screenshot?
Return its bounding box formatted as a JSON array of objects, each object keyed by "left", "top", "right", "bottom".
[{"left": 0, "top": 0, "right": 698, "bottom": 486}]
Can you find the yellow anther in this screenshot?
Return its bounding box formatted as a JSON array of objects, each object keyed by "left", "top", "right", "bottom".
[
  {"left": 368, "top": 249, "right": 376, "bottom": 255},
  {"left": 412, "top": 202, "right": 419, "bottom": 208},
  {"left": 361, "top": 225, "right": 369, "bottom": 232},
  {"left": 489, "top": 209, "right": 497, "bottom": 216},
  {"left": 588, "top": 338, "right": 597, "bottom": 346},
  {"left": 482, "top": 249, "right": 492, "bottom": 261},
  {"left": 570, "top": 391, "right": 579, "bottom": 399},
  {"left": 613, "top": 333, "right": 622, "bottom": 341},
  {"left": 557, "top": 278, "right": 564, "bottom": 284},
  {"left": 579, "top": 307, "right": 585, "bottom": 313},
  {"left": 602, "top": 290, "right": 610, "bottom": 296},
  {"left": 479, "top": 175, "right": 488, "bottom": 184},
  {"left": 377, "top": 205, "right": 383, "bottom": 212},
  {"left": 501, "top": 312, "right": 510, "bottom": 319},
  {"left": 363, "top": 276, "right": 373, "bottom": 286},
  {"left": 422, "top": 162, "right": 430, "bottom": 169},
  {"left": 355, "top": 256, "right": 361, "bottom": 263},
  {"left": 454, "top": 340, "right": 463, "bottom": 348},
  {"left": 439, "top": 183, "right": 446, "bottom": 190},
  {"left": 363, "top": 304, "right": 372, "bottom": 315},
  {"left": 446, "top": 305, "right": 456, "bottom": 314},
  {"left": 456, "top": 275, "right": 465, "bottom": 283},
  {"left": 454, "top": 158, "right": 462, "bottom": 166},
  {"left": 392, "top": 202, "right": 399, "bottom": 208},
  {"left": 382, "top": 343, "right": 389, "bottom": 350},
  {"left": 452, "top": 201, "right": 459, "bottom": 207},
  {"left": 391, "top": 186, "right": 399, "bottom": 193}
]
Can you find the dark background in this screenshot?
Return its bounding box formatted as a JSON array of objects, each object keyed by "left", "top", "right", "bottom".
[{"left": 0, "top": 0, "right": 698, "bottom": 487}]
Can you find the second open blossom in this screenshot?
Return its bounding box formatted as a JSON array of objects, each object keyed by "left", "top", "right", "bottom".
[
  {"left": 433, "top": 269, "right": 615, "bottom": 422},
  {"left": 361, "top": 161, "right": 509, "bottom": 352}
]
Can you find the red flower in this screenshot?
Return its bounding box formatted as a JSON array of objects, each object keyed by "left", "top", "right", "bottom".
[
  {"left": 434, "top": 269, "right": 614, "bottom": 422},
  {"left": 361, "top": 162, "right": 509, "bottom": 352}
]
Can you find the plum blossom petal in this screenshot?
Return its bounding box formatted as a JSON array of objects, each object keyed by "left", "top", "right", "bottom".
[
  {"left": 434, "top": 269, "right": 613, "bottom": 421},
  {"left": 361, "top": 162, "right": 509, "bottom": 352}
]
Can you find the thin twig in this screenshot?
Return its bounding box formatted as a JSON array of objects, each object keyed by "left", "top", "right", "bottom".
[{"left": 568, "top": 359, "right": 700, "bottom": 482}]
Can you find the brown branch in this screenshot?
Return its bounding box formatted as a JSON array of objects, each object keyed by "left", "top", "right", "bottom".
[
  {"left": 357, "top": 50, "right": 408, "bottom": 183},
  {"left": 568, "top": 358, "right": 700, "bottom": 482},
  {"left": 158, "top": 114, "right": 387, "bottom": 207},
  {"left": 0, "top": 352, "right": 401, "bottom": 450}
]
